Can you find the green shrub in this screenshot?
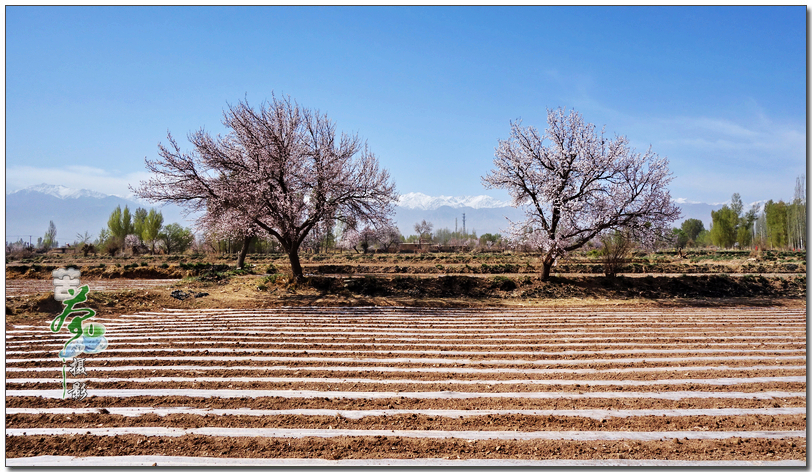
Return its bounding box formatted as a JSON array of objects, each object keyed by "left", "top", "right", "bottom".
[
  {"left": 491, "top": 275, "right": 517, "bottom": 291},
  {"left": 263, "top": 274, "right": 288, "bottom": 285},
  {"left": 227, "top": 266, "right": 255, "bottom": 276}
]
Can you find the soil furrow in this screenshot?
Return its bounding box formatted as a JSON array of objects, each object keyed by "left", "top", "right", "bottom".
[
  {"left": 7, "top": 305, "right": 806, "bottom": 463},
  {"left": 6, "top": 426, "right": 807, "bottom": 441},
  {"left": 7, "top": 355, "right": 804, "bottom": 368},
  {"left": 7, "top": 365, "right": 805, "bottom": 381},
  {"left": 6, "top": 456, "right": 806, "bottom": 466},
  {"left": 5, "top": 435, "right": 805, "bottom": 461},
  {"left": 7, "top": 340, "right": 805, "bottom": 350},
  {"left": 7, "top": 406, "right": 805, "bottom": 419},
  {"left": 6, "top": 380, "right": 807, "bottom": 394},
  {"left": 8, "top": 348, "right": 805, "bottom": 360},
  {"left": 13, "top": 334, "right": 804, "bottom": 343},
  {"left": 6, "top": 412, "right": 807, "bottom": 432},
  {"left": 8, "top": 388, "right": 804, "bottom": 402},
  {"left": 8, "top": 394, "right": 806, "bottom": 410},
  {"left": 13, "top": 327, "right": 807, "bottom": 337}
]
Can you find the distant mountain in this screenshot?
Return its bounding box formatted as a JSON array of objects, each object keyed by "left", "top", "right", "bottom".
[
  {"left": 5, "top": 185, "right": 725, "bottom": 246},
  {"left": 5, "top": 184, "right": 195, "bottom": 246},
  {"left": 9, "top": 184, "right": 111, "bottom": 200},
  {"left": 393, "top": 193, "right": 521, "bottom": 236},
  {"left": 398, "top": 192, "right": 512, "bottom": 211},
  {"left": 393, "top": 194, "right": 724, "bottom": 237},
  {"left": 393, "top": 205, "right": 525, "bottom": 237}
]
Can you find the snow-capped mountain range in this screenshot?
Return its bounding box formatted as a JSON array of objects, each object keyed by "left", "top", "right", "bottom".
[
  {"left": 8, "top": 183, "right": 113, "bottom": 200},
  {"left": 397, "top": 192, "right": 512, "bottom": 211},
  {"left": 8, "top": 186, "right": 514, "bottom": 210},
  {"left": 5, "top": 184, "right": 721, "bottom": 245},
  {"left": 5, "top": 184, "right": 192, "bottom": 246}
]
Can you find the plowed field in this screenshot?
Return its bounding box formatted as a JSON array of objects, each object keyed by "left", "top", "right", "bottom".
[
  {"left": 5, "top": 279, "right": 181, "bottom": 297},
  {"left": 6, "top": 306, "right": 806, "bottom": 466}
]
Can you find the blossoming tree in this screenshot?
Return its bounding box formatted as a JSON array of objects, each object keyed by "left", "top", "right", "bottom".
[
  {"left": 133, "top": 96, "right": 398, "bottom": 281},
  {"left": 375, "top": 224, "right": 402, "bottom": 252},
  {"left": 199, "top": 206, "right": 264, "bottom": 270},
  {"left": 337, "top": 226, "right": 362, "bottom": 253},
  {"left": 482, "top": 108, "right": 680, "bottom": 280}
]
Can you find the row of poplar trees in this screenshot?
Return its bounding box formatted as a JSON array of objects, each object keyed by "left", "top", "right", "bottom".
[
  {"left": 710, "top": 176, "right": 806, "bottom": 250},
  {"left": 98, "top": 205, "right": 193, "bottom": 255}
]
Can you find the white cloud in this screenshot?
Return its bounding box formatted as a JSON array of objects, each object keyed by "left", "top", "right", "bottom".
[
  {"left": 6, "top": 166, "right": 152, "bottom": 198},
  {"left": 552, "top": 78, "right": 804, "bottom": 175},
  {"left": 398, "top": 192, "right": 512, "bottom": 210},
  {"left": 63, "top": 165, "right": 114, "bottom": 177},
  {"left": 567, "top": 96, "right": 805, "bottom": 202},
  {"left": 673, "top": 197, "right": 700, "bottom": 204},
  {"left": 669, "top": 116, "right": 759, "bottom": 139},
  {"left": 633, "top": 112, "right": 806, "bottom": 173}
]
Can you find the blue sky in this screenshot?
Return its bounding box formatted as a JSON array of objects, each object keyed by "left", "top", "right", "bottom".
[{"left": 5, "top": 6, "right": 807, "bottom": 206}]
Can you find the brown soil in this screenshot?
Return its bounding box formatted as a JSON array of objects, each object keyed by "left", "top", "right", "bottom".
[
  {"left": 7, "top": 249, "right": 806, "bottom": 279},
  {"left": 4, "top": 274, "right": 807, "bottom": 332},
  {"left": 7, "top": 412, "right": 805, "bottom": 432},
  {"left": 306, "top": 260, "right": 806, "bottom": 276},
  {"left": 5, "top": 265, "right": 185, "bottom": 280},
  {"left": 7, "top": 380, "right": 806, "bottom": 394},
  {"left": 5, "top": 263, "right": 806, "bottom": 462},
  {"left": 297, "top": 273, "right": 807, "bottom": 301},
  {"left": 5, "top": 279, "right": 181, "bottom": 298},
  {"left": 6, "top": 435, "right": 805, "bottom": 461},
  {"left": 11, "top": 342, "right": 806, "bottom": 354},
  {"left": 8, "top": 395, "right": 806, "bottom": 412},
  {"left": 6, "top": 371, "right": 806, "bottom": 387}
]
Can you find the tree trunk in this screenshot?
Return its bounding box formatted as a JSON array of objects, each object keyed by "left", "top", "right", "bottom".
[
  {"left": 287, "top": 248, "right": 305, "bottom": 281},
  {"left": 237, "top": 236, "right": 254, "bottom": 269},
  {"left": 540, "top": 254, "right": 555, "bottom": 281}
]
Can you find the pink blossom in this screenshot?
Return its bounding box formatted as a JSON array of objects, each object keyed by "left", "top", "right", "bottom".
[
  {"left": 133, "top": 95, "right": 398, "bottom": 280},
  {"left": 483, "top": 108, "right": 680, "bottom": 279}
]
